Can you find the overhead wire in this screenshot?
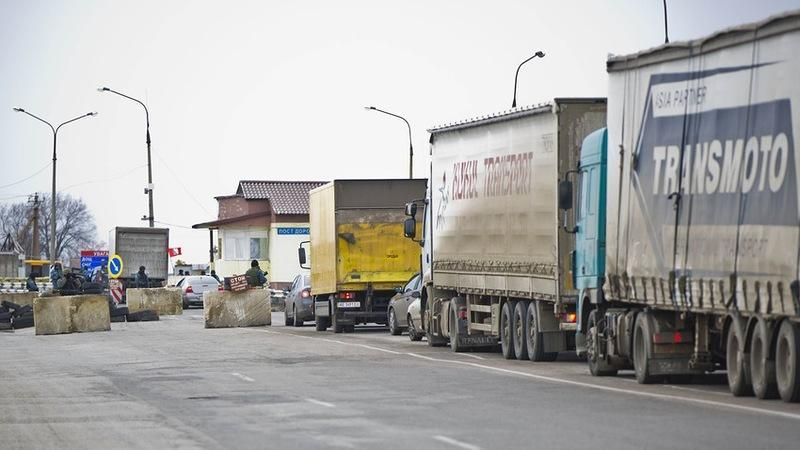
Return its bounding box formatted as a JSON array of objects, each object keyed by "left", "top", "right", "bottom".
[{"left": 0, "top": 162, "right": 52, "bottom": 190}]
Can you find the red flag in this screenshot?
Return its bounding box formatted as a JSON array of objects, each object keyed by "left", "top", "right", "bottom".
[{"left": 168, "top": 247, "right": 182, "bottom": 257}]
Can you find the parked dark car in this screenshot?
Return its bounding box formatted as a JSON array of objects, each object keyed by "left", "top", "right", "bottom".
[
  {"left": 387, "top": 273, "right": 421, "bottom": 335},
  {"left": 177, "top": 275, "right": 220, "bottom": 309},
  {"left": 284, "top": 274, "right": 313, "bottom": 326}
]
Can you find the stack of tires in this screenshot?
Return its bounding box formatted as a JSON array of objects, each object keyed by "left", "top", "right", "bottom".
[
  {"left": 107, "top": 298, "right": 158, "bottom": 322},
  {"left": 1, "top": 301, "right": 34, "bottom": 330}
]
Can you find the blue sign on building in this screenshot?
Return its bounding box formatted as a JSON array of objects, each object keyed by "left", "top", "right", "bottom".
[{"left": 277, "top": 227, "right": 310, "bottom": 235}]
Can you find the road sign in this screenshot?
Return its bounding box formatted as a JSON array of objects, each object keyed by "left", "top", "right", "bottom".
[{"left": 108, "top": 254, "right": 124, "bottom": 279}]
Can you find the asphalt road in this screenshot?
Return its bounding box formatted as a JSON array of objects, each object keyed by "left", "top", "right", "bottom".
[{"left": 2, "top": 308, "right": 800, "bottom": 450}]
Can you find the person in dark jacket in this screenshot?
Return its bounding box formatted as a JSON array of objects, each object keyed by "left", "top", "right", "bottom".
[
  {"left": 244, "top": 260, "right": 267, "bottom": 287},
  {"left": 210, "top": 270, "right": 220, "bottom": 283},
  {"left": 26, "top": 273, "right": 39, "bottom": 292},
  {"left": 135, "top": 266, "right": 149, "bottom": 288}
]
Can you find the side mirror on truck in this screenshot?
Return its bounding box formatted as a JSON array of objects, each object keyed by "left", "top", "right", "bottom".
[
  {"left": 558, "top": 179, "right": 573, "bottom": 210},
  {"left": 298, "top": 240, "right": 311, "bottom": 269},
  {"left": 405, "top": 202, "right": 417, "bottom": 217},
  {"left": 404, "top": 218, "right": 417, "bottom": 239}
]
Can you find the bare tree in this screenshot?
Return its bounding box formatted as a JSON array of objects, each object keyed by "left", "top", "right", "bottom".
[
  {"left": 0, "top": 193, "right": 99, "bottom": 261},
  {"left": 0, "top": 201, "right": 36, "bottom": 257}
]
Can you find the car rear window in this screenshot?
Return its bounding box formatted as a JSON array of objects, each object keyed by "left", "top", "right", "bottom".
[{"left": 188, "top": 276, "right": 220, "bottom": 286}]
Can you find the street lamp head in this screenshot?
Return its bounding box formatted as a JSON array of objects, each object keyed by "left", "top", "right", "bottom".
[
  {"left": 98, "top": 87, "right": 110, "bottom": 92},
  {"left": 13, "top": 107, "right": 24, "bottom": 112},
  {"left": 364, "top": 106, "right": 375, "bottom": 111},
  {"left": 87, "top": 112, "right": 98, "bottom": 117},
  {"left": 534, "top": 51, "right": 545, "bottom": 58}
]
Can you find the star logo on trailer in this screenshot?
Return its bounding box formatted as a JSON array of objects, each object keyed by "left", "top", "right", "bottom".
[{"left": 108, "top": 254, "right": 124, "bottom": 279}]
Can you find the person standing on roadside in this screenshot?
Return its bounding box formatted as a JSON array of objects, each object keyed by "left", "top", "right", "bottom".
[
  {"left": 135, "top": 266, "right": 149, "bottom": 288},
  {"left": 210, "top": 269, "right": 220, "bottom": 283},
  {"left": 245, "top": 260, "right": 267, "bottom": 287}
]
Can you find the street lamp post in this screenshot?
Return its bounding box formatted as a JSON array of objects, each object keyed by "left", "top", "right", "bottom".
[
  {"left": 98, "top": 87, "right": 154, "bottom": 227},
  {"left": 364, "top": 106, "right": 413, "bottom": 179},
  {"left": 13, "top": 108, "right": 97, "bottom": 262},
  {"left": 511, "top": 51, "right": 545, "bottom": 108}
]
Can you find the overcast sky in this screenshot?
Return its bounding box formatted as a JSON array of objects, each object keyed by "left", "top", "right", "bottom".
[{"left": 1, "top": 0, "right": 799, "bottom": 264}]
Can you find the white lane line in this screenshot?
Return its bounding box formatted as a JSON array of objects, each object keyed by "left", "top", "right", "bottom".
[
  {"left": 433, "top": 435, "right": 481, "bottom": 450},
  {"left": 406, "top": 354, "right": 800, "bottom": 422},
  {"left": 231, "top": 372, "right": 255, "bottom": 382},
  {"left": 319, "top": 338, "right": 402, "bottom": 355},
  {"left": 249, "top": 328, "right": 800, "bottom": 421},
  {"left": 305, "top": 398, "right": 336, "bottom": 408},
  {"left": 456, "top": 352, "right": 485, "bottom": 360},
  {"left": 665, "top": 384, "right": 730, "bottom": 397}
]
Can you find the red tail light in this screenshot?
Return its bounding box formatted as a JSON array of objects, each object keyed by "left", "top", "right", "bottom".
[
  {"left": 340, "top": 292, "right": 355, "bottom": 299},
  {"left": 218, "top": 285, "right": 224, "bottom": 291},
  {"left": 563, "top": 312, "right": 577, "bottom": 323},
  {"left": 186, "top": 285, "right": 194, "bottom": 294},
  {"left": 301, "top": 290, "right": 310, "bottom": 298},
  {"left": 457, "top": 308, "right": 468, "bottom": 320}
]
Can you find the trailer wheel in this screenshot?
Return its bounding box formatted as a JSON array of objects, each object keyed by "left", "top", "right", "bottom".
[
  {"left": 587, "top": 310, "right": 617, "bottom": 376},
  {"left": 513, "top": 301, "right": 529, "bottom": 360},
  {"left": 526, "top": 301, "right": 557, "bottom": 362},
  {"left": 500, "top": 301, "right": 515, "bottom": 359},
  {"left": 775, "top": 320, "right": 800, "bottom": 402},
  {"left": 633, "top": 312, "right": 656, "bottom": 384},
  {"left": 726, "top": 316, "right": 753, "bottom": 396},
  {"left": 750, "top": 319, "right": 779, "bottom": 399},
  {"left": 388, "top": 308, "right": 401, "bottom": 336}
]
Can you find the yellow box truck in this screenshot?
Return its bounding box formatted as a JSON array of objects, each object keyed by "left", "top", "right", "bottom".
[{"left": 300, "top": 179, "right": 426, "bottom": 333}]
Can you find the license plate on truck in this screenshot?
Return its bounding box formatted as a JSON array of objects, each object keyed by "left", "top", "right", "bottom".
[{"left": 338, "top": 302, "right": 360, "bottom": 308}]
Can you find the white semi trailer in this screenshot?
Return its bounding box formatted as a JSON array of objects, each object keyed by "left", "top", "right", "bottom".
[
  {"left": 404, "top": 98, "right": 606, "bottom": 359},
  {"left": 560, "top": 11, "right": 800, "bottom": 402}
]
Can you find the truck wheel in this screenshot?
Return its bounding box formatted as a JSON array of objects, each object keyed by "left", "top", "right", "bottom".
[
  {"left": 408, "top": 314, "right": 423, "bottom": 342},
  {"left": 388, "top": 308, "right": 401, "bottom": 336},
  {"left": 526, "top": 301, "right": 557, "bottom": 362},
  {"left": 332, "top": 313, "right": 344, "bottom": 333},
  {"left": 513, "top": 301, "right": 529, "bottom": 360},
  {"left": 587, "top": 310, "right": 617, "bottom": 376},
  {"left": 426, "top": 310, "right": 447, "bottom": 347},
  {"left": 633, "top": 312, "right": 656, "bottom": 384},
  {"left": 726, "top": 317, "right": 753, "bottom": 396},
  {"left": 450, "top": 306, "right": 467, "bottom": 352},
  {"left": 500, "top": 301, "right": 515, "bottom": 359},
  {"left": 293, "top": 306, "right": 303, "bottom": 327},
  {"left": 750, "top": 319, "right": 779, "bottom": 399},
  {"left": 776, "top": 320, "right": 800, "bottom": 402},
  {"left": 315, "top": 317, "right": 329, "bottom": 331}
]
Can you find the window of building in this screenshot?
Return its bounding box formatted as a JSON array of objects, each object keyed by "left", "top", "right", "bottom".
[{"left": 223, "top": 230, "right": 269, "bottom": 261}]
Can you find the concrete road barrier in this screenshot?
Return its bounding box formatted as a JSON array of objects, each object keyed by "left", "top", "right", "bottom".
[
  {"left": 204, "top": 289, "right": 271, "bottom": 328},
  {"left": 0, "top": 292, "right": 39, "bottom": 308},
  {"left": 126, "top": 288, "right": 182, "bottom": 316},
  {"left": 33, "top": 295, "right": 110, "bottom": 336}
]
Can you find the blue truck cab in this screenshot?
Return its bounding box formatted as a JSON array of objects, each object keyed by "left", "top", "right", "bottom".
[{"left": 560, "top": 128, "right": 607, "bottom": 353}]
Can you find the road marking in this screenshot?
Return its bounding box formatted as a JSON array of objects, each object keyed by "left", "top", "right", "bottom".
[
  {"left": 433, "top": 435, "right": 481, "bottom": 450},
  {"left": 231, "top": 372, "right": 254, "bottom": 382},
  {"left": 456, "top": 352, "right": 485, "bottom": 360},
  {"left": 305, "top": 398, "right": 336, "bottom": 408},
  {"left": 247, "top": 327, "right": 800, "bottom": 421}
]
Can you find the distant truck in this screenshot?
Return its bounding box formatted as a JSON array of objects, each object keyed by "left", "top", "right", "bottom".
[
  {"left": 559, "top": 11, "right": 800, "bottom": 402},
  {"left": 403, "top": 98, "right": 607, "bottom": 357},
  {"left": 300, "top": 179, "right": 426, "bottom": 333},
  {"left": 109, "top": 227, "right": 169, "bottom": 292}
]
